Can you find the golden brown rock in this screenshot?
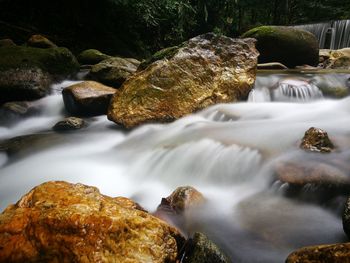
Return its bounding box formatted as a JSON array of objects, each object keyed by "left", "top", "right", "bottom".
[
  {"left": 300, "top": 127, "right": 335, "bottom": 153},
  {"left": 108, "top": 33, "right": 258, "bottom": 128},
  {"left": 62, "top": 81, "right": 117, "bottom": 116},
  {"left": 157, "top": 186, "right": 205, "bottom": 215},
  {"left": 286, "top": 243, "right": 350, "bottom": 263},
  {"left": 27, "top": 34, "right": 57, "bottom": 48},
  {"left": 0, "top": 181, "right": 184, "bottom": 263}
]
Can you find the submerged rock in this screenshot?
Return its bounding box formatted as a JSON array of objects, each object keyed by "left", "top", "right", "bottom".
[
  {"left": 286, "top": 243, "right": 350, "bottom": 263},
  {"left": 0, "top": 45, "right": 79, "bottom": 78},
  {"left": 183, "top": 232, "right": 230, "bottom": 263},
  {"left": 52, "top": 117, "right": 85, "bottom": 131},
  {"left": 108, "top": 33, "right": 258, "bottom": 128},
  {"left": 300, "top": 127, "right": 335, "bottom": 153},
  {"left": 242, "top": 26, "right": 319, "bottom": 68},
  {"left": 27, "top": 34, "right": 57, "bottom": 49},
  {"left": 77, "top": 49, "right": 112, "bottom": 65},
  {"left": 0, "top": 68, "right": 52, "bottom": 104},
  {"left": 88, "top": 57, "right": 139, "bottom": 87},
  {"left": 62, "top": 81, "right": 117, "bottom": 116},
  {"left": 0, "top": 101, "right": 40, "bottom": 125},
  {"left": 0, "top": 181, "right": 184, "bottom": 262}
]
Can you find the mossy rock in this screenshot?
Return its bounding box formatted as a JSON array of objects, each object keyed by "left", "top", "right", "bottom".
[
  {"left": 320, "top": 86, "right": 349, "bottom": 98},
  {"left": 242, "top": 26, "right": 319, "bottom": 68},
  {"left": 77, "top": 49, "right": 111, "bottom": 65},
  {"left": 0, "top": 46, "right": 79, "bottom": 78},
  {"left": 138, "top": 45, "right": 180, "bottom": 70}
]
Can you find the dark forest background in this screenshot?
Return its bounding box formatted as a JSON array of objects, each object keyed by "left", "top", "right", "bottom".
[{"left": 0, "top": 0, "right": 349, "bottom": 57}]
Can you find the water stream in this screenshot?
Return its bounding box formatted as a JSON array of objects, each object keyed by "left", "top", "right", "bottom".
[{"left": 1, "top": 72, "right": 350, "bottom": 262}]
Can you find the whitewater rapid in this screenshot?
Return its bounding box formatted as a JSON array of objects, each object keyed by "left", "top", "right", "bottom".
[{"left": 0, "top": 73, "right": 350, "bottom": 262}]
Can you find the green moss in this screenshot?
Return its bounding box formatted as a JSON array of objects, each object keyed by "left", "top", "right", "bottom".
[
  {"left": 77, "top": 49, "right": 111, "bottom": 65},
  {"left": 320, "top": 86, "right": 349, "bottom": 98},
  {"left": 0, "top": 46, "right": 79, "bottom": 77},
  {"left": 138, "top": 45, "right": 180, "bottom": 70},
  {"left": 241, "top": 26, "right": 319, "bottom": 68}
]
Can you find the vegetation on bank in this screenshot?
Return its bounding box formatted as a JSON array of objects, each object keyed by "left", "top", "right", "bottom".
[{"left": 0, "top": 0, "right": 349, "bottom": 57}]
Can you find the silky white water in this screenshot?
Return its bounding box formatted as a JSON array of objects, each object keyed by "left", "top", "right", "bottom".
[{"left": 0, "top": 73, "right": 350, "bottom": 262}]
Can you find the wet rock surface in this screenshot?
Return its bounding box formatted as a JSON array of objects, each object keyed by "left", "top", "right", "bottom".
[
  {"left": 342, "top": 197, "right": 350, "bottom": 238},
  {"left": 108, "top": 33, "right": 258, "bottom": 128},
  {"left": 0, "top": 181, "right": 184, "bottom": 263},
  {"left": 183, "top": 232, "right": 231, "bottom": 263},
  {"left": 62, "top": 81, "right": 117, "bottom": 116},
  {"left": 286, "top": 243, "right": 350, "bottom": 263},
  {"left": 300, "top": 127, "right": 335, "bottom": 153},
  {"left": 0, "top": 38, "right": 16, "bottom": 47},
  {"left": 52, "top": 117, "right": 85, "bottom": 131},
  {"left": 242, "top": 26, "right": 319, "bottom": 68},
  {"left": 0, "top": 101, "right": 40, "bottom": 124},
  {"left": 88, "top": 57, "right": 139, "bottom": 87},
  {"left": 0, "top": 68, "right": 52, "bottom": 104}
]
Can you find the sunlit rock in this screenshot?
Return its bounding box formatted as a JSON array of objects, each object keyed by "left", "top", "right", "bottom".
[
  {"left": 242, "top": 26, "right": 319, "bottom": 68},
  {"left": 108, "top": 33, "right": 258, "bottom": 128},
  {"left": 52, "top": 117, "right": 85, "bottom": 131},
  {"left": 62, "top": 81, "right": 117, "bottom": 116},
  {"left": 27, "top": 34, "right": 57, "bottom": 49},
  {"left": 77, "top": 49, "right": 112, "bottom": 65},
  {"left": 183, "top": 232, "right": 230, "bottom": 263},
  {"left": 88, "top": 57, "right": 139, "bottom": 87},
  {"left": 286, "top": 243, "right": 350, "bottom": 263},
  {"left": 300, "top": 127, "right": 335, "bottom": 153},
  {"left": 0, "top": 181, "right": 184, "bottom": 262}
]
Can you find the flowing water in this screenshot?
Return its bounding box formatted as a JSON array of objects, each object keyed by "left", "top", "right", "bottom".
[
  {"left": 293, "top": 19, "right": 350, "bottom": 49},
  {"left": 1, "top": 72, "right": 350, "bottom": 262}
]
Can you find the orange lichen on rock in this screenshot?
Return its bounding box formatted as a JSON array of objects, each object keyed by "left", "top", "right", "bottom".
[{"left": 0, "top": 181, "right": 184, "bottom": 262}]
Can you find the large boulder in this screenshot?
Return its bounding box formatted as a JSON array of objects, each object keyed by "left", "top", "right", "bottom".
[
  {"left": 108, "top": 33, "right": 258, "bottom": 128},
  {"left": 62, "top": 81, "right": 118, "bottom": 116},
  {"left": 77, "top": 49, "right": 112, "bottom": 65},
  {"left": 0, "top": 68, "right": 52, "bottom": 104},
  {"left": 0, "top": 45, "right": 79, "bottom": 78},
  {"left": 241, "top": 26, "right": 319, "bottom": 68},
  {"left": 88, "top": 57, "right": 140, "bottom": 87},
  {"left": 27, "top": 34, "right": 57, "bottom": 49},
  {"left": 0, "top": 181, "right": 184, "bottom": 262},
  {"left": 286, "top": 243, "right": 350, "bottom": 263}
]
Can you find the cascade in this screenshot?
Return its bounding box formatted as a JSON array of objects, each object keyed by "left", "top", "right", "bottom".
[{"left": 293, "top": 19, "right": 350, "bottom": 49}]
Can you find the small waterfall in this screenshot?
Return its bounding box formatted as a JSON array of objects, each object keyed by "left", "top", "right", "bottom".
[
  {"left": 293, "top": 19, "right": 350, "bottom": 49},
  {"left": 273, "top": 78, "right": 323, "bottom": 101}
]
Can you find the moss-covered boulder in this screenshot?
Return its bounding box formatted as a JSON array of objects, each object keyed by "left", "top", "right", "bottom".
[
  {"left": 0, "top": 46, "right": 79, "bottom": 78},
  {"left": 108, "top": 33, "right": 258, "bottom": 128},
  {"left": 242, "top": 26, "right": 319, "bottom": 68},
  {"left": 77, "top": 49, "right": 112, "bottom": 65},
  {"left": 88, "top": 57, "right": 140, "bottom": 87},
  {"left": 27, "top": 34, "right": 57, "bottom": 49}
]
